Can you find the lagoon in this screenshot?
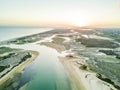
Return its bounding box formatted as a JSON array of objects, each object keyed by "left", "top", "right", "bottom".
[{"left": 3, "top": 43, "right": 72, "bottom": 90}]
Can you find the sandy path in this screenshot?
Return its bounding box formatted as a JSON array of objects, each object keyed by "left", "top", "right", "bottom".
[{"left": 59, "top": 57, "right": 86, "bottom": 90}]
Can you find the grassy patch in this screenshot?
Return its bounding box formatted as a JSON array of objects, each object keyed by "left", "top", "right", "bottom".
[
  {"left": 95, "top": 29, "right": 120, "bottom": 42},
  {"left": 10, "top": 37, "right": 41, "bottom": 44},
  {"left": 87, "top": 58, "right": 120, "bottom": 87},
  {"left": 75, "top": 38, "right": 119, "bottom": 48},
  {"left": 52, "top": 37, "right": 65, "bottom": 43},
  {"left": 99, "top": 50, "right": 120, "bottom": 59},
  {"left": 0, "top": 47, "right": 18, "bottom": 54},
  {"left": 0, "top": 65, "right": 10, "bottom": 72},
  {"left": 99, "top": 57, "right": 120, "bottom": 63},
  {"left": 0, "top": 53, "right": 16, "bottom": 61}
]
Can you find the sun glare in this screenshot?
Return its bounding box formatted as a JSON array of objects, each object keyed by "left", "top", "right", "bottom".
[
  {"left": 72, "top": 19, "right": 89, "bottom": 27},
  {"left": 67, "top": 14, "right": 91, "bottom": 27}
]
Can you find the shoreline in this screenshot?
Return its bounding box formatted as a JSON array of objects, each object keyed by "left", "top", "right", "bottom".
[
  {"left": 0, "top": 50, "right": 39, "bottom": 86},
  {"left": 0, "top": 32, "right": 118, "bottom": 90},
  {"left": 41, "top": 42, "right": 66, "bottom": 53},
  {"left": 42, "top": 41, "right": 117, "bottom": 90},
  {"left": 58, "top": 56, "right": 86, "bottom": 90},
  {"left": 42, "top": 42, "right": 87, "bottom": 90}
]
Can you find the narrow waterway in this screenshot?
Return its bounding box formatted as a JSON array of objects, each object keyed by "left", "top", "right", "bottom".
[{"left": 4, "top": 43, "right": 72, "bottom": 90}]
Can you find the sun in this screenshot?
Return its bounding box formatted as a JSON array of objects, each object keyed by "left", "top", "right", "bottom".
[
  {"left": 66, "top": 12, "right": 91, "bottom": 27},
  {"left": 70, "top": 17, "right": 90, "bottom": 27}
]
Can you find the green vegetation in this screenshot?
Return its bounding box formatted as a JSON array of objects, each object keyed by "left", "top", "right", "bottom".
[
  {"left": 99, "top": 50, "right": 120, "bottom": 59},
  {"left": 96, "top": 28, "right": 120, "bottom": 42},
  {"left": 10, "top": 36, "right": 41, "bottom": 44},
  {"left": 75, "top": 38, "right": 119, "bottom": 48},
  {"left": 100, "top": 57, "right": 120, "bottom": 63},
  {"left": 116, "top": 55, "right": 120, "bottom": 59},
  {"left": 0, "top": 51, "right": 32, "bottom": 79},
  {"left": 96, "top": 73, "right": 120, "bottom": 89},
  {"left": 74, "top": 31, "right": 120, "bottom": 88},
  {"left": 87, "top": 58, "right": 120, "bottom": 87},
  {"left": 99, "top": 50, "right": 115, "bottom": 55},
  {"left": 52, "top": 37, "right": 65, "bottom": 43},
  {"left": 0, "top": 73, "right": 21, "bottom": 90},
  {"left": 0, "top": 46, "right": 33, "bottom": 80},
  {"left": 0, "top": 47, "right": 18, "bottom": 54},
  {"left": 9, "top": 33, "right": 51, "bottom": 44},
  {"left": 102, "top": 34, "right": 120, "bottom": 43},
  {"left": 0, "top": 65, "right": 10, "bottom": 72},
  {"left": 79, "top": 65, "right": 87, "bottom": 70},
  {"left": 19, "top": 53, "right": 31, "bottom": 64},
  {"left": 66, "top": 54, "right": 74, "bottom": 58},
  {"left": 0, "top": 53, "right": 15, "bottom": 61}
]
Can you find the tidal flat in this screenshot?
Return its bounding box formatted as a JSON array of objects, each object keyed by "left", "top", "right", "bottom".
[{"left": 0, "top": 28, "right": 120, "bottom": 90}]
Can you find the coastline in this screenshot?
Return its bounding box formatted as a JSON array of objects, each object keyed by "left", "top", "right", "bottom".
[
  {"left": 0, "top": 50, "right": 39, "bottom": 86},
  {"left": 0, "top": 30, "right": 118, "bottom": 90},
  {"left": 42, "top": 42, "right": 87, "bottom": 90},
  {"left": 58, "top": 56, "right": 86, "bottom": 90},
  {"left": 42, "top": 41, "right": 117, "bottom": 90}
]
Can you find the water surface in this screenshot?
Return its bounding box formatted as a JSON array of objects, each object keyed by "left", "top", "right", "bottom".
[
  {"left": 0, "top": 27, "right": 53, "bottom": 41},
  {"left": 4, "top": 44, "right": 72, "bottom": 90}
]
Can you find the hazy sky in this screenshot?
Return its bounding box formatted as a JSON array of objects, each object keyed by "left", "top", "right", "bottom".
[{"left": 0, "top": 0, "right": 120, "bottom": 27}]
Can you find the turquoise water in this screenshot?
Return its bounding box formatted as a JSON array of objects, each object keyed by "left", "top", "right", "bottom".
[
  {"left": 0, "top": 27, "right": 72, "bottom": 90},
  {"left": 21, "top": 46, "right": 71, "bottom": 90},
  {"left": 4, "top": 44, "right": 72, "bottom": 90},
  {"left": 0, "top": 27, "right": 53, "bottom": 41}
]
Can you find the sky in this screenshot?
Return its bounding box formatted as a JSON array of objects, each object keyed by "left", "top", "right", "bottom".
[{"left": 0, "top": 0, "right": 120, "bottom": 27}]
